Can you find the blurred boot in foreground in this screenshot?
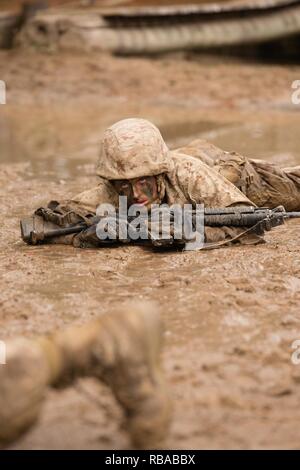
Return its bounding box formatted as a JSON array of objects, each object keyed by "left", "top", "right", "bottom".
[{"left": 0, "top": 302, "right": 171, "bottom": 449}]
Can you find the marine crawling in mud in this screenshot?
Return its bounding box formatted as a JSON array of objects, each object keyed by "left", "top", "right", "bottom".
[{"left": 21, "top": 118, "right": 300, "bottom": 249}]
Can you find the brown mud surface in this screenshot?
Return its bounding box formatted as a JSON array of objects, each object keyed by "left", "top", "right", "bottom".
[{"left": 1, "top": 49, "right": 300, "bottom": 449}]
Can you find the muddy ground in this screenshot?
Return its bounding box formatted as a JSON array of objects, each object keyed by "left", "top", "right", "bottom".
[{"left": 1, "top": 49, "right": 300, "bottom": 449}]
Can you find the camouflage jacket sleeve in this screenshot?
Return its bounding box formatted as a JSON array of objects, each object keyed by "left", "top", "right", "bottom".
[
  {"left": 69, "top": 177, "right": 118, "bottom": 214},
  {"left": 169, "top": 152, "right": 262, "bottom": 245},
  {"left": 31, "top": 179, "right": 119, "bottom": 246},
  {"left": 171, "top": 152, "right": 254, "bottom": 208}
]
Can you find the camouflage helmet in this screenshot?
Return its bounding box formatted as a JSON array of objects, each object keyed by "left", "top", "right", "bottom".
[{"left": 97, "top": 118, "right": 172, "bottom": 180}]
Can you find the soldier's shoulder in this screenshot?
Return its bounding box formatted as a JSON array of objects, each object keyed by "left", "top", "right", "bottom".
[{"left": 169, "top": 150, "right": 212, "bottom": 171}]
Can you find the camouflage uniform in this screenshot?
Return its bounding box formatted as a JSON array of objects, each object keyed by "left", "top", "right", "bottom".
[
  {"left": 178, "top": 138, "right": 300, "bottom": 212},
  {"left": 68, "top": 118, "right": 259, "bottom": 246},
  {"left": 36, "top": 118, "right": 300, "bottom": 246},
  {"left": 74, "top": 118, "right": 251, "bottom": 212},
  {"left": 0, "top": 302, "right": 171, "bottom": 449}
]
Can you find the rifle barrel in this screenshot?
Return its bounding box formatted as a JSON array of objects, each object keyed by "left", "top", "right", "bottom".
[
  {"left": 44, "top": 225, "right": 84, "bottom": 238},
  {"left": 286, "top": 212, "right": 300, "bottom": 219}
]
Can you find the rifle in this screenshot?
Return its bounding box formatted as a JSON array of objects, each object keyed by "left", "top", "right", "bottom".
[{"left": 20, "top": 205, "right": 300, "bottom": 246}]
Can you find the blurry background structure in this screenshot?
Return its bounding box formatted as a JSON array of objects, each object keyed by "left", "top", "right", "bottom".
[{"left": 1, "top": 0, "right": 300, "bottom": 54}]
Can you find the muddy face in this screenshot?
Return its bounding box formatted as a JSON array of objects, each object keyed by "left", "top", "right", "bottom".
[{"left": 112, "top": 176, "right": 159, "bottom": 210}]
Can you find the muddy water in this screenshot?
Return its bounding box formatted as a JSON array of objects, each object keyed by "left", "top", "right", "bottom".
[
  {"left": 2, "top": 111, "right": 300, "bottom": 180},
  {"left": 167, "top": 113, "right": 300, "bottom": 165},
  {"left": 0, "top": 115, "right": 92, "bottom": 181},
  {"left": 0, "top": 102, "right": 300, "bottom": 449},
  {"left": 1, "top": 112, "right": 300, "bottom": 337},
  {"left": 1, "top": 49, "right": 300, "bottom": 448}
]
